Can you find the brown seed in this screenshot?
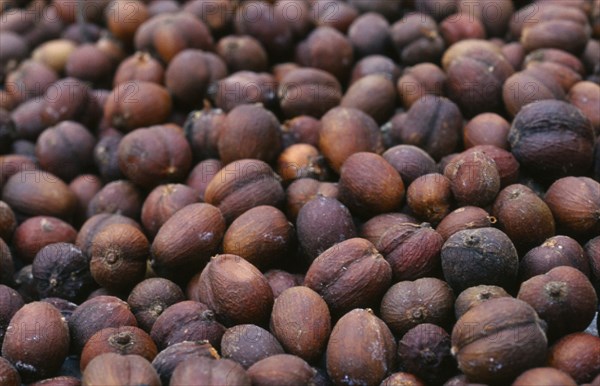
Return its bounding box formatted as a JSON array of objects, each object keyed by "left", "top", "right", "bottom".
[
  {"left": 220, "top": 324, "right": 285, "bottom": 369},
  {"left": 150, "top": 300, "right": 225, "bottom": 351},
  {"left": 407, "top": 173, "right": 453, "bottom": 224},
  {"left": 171, "top": 357, "right": 250, "bottom": 386},
  {"left": 188, "top": 254, "right": 274, "bottom": 326},
  {"left": 347, "top": 12, "right": 392, "bottom": 58},
  {"left": 462, "top": 145, "right": 520, "bottom": 188},
  {"left": 134, "top": 12, "right": 213, "bottom": 63},
  {"left": 296, "top": 196, "right": 356, "bottom": 262},
  {"left": 326, "top": 309, "right": 396, "bottom": 386},
  {"left": 87, "top": 180, "right": 143, "bottom": 220},
  {"left": 1, "top": 302, "right": 70, "bottom": 383},
  {"left": 183, "top": 105, "right": 225, "bottom": 161},
  {"left": 12, "top": 216, "right": 77, "bottom": 264},
  {"left": 0, "top": 285, "right": 24, "bottom": 346},
  {"left": 492, "top": 184, "right": 555, "bottom": 253},
  {"left": 395, "top": 96, "right": 462, "bottom": 160},
  {"left": 440, "top": 12, "right": 486, "bottom": 46},
  {"left": 451, "top": 297, "right": 548, "bottom": 384},
  {"left": 338, "top": 152, "right": 405, "bottom": 217},
  {"left": 127, "top": 278, "right": 185, "bottom": 333},
  {"left": 454, "top": 284, "right": 511, "bottom": 321},
  {"left": 276, "top": 144, "right": 327, "bottom": 183},
  {"left": 0, "top": 357, "right": 20, "bottom": 386},
  {"left": 83, "top": 353, "right": 160, "bottom": 386},
  {"left": 151, "top": 202, "right": 225, "bottom": 276},
  {"left": 264, "top": 270, "right": 304, "bottom": 299},
  {"left": 360, "top": 213, "right": 417, "bottom": 242},
  {"left": 223, "top": 206, "right": 294, "bottom": 270},
  {"left": 141, "top": 184, "right": 198, "bottom": 238},
  {"left": 435, "top": 206, "right": 496, "bottom": 241},
  {"left": 41, "top": 77, "right": 100, "bottom": 127},
  {"left": 216, "top": 35, "right": 268, "bottom": 73},
  {"left": 444, "top": 150, "right": 501, "bottom": 207},
  {"left": 351, "top": 55, "right": 400, "bottom": 85},
  {"left": 94, "top": 130, "right": 124, "bottom": 182},
  {"left": 113, "top": 51, "right": 164, "bottom": 87},
  {"left": 0, "top": 238, "right": 13, "bottom": 286},
  {"left": 182, "top": 0, "right": 233, "bottom": 34},
  {"left": 90, "top": 223, "right": 148, "bottom": 292},
  {"left": 69, "top": 174, "right": 103, "bottom": 226},
  {"left": 185, "top": 159, "right": 222, "bottom": 202},
  {"left": 247, "top": 354, "right": 316, "bottom": 386},
  {"left": 2, "top": 170, "right": 76, "bottom": 220},
  {"left": 213, "top": 71, "right": 277, "bottom": 113},
  {"left": 585, "top": 236, "right": 600, "bottom": 286},
  {"left": 311, "top": 0, "right": 359, "bottom": 33},
  {"left": 106, "top": 0, "right": 149, "bottom": 45},
  {"left": 568, "top": 81, "right": 600, "bottom": 135},
  {"left": 509, "top": 100, "right": 595, "bottom": 180},
  {"left": 80, "top": 326, "right": 158, "bottom": 371},
  {"left": 165, "top": 49, "right": 226, "bottom": 108},
  {"left": 544, "top": 176, "right": 600, "bottom": 237},
  {"left": 270, "top": 286, "right": 331, "bottom": 364},
  {"left": 278, "top": 68, "right": 342, "bottom": 119},
  {"left": 296, "top": 26, "right": 354, "bottom": 82},
  {"left": 5, "top": 60, "right": 58, "bottom": 105},
  {"left": 517, "top": 266, "right": 597, "bottom": 340},
  {"left": 397, "top": 323, "right": 455, "bottom": 385},
  {"left": 151, "top": 341, "right": 219, "bottom": 385},
  {"left": 373, "top": 223, "right": 444, "bottom": 282},
  {"left": 390, "top": 13, "right": 445, "bottom": 65},
  {"left": 233, "top": 1, "right": 292, "bottom": 60},
  {"left": 204, "top": 159, "right": 285, "bottom": 223},
  {"left": 397, "top": 63, "right": 446, "bottom": 109},
  {"left": 443, "top": 40, "right": 514, "bottom": 117},
  {"left": 104, "top": 81, "right": 172, "bottom": 132},
  {"left": 547, "top": 333, "right": 600, "bottom": 384},
  {"left": 380, "top": 277, "right": 454, "bottom": 336},
  {"left": 76, "top": 213, "right": 142, "bottom": 258},
  {"left": 341, "top": 74, "right": 396, "bottom": 124},
  {"left": 280, "top": 115, "right": 321, "bottom": 148},
  {"left": 69, "top": 295, "right": 137, "bottom": 353},
  {"left": 441, "top": 227, "right": 518, "bottom": 292},
  {"left": 521, "top": 20, "right": 590, "bottom": 56},
  {"left": 118, "top": 124, "right": 192, "bottom": 189},
  {"left": 512, "top": 367, "right": 577, "bottom": 386},
  {"left": 382, "top": 145, "right": 438, "bottom": 185},
  {"left": 218, "top": 104, "right": 282, "bottom": 165},
  {"left": 520, "top": 235, "right": 590, "bottom": 281},
  {"left": 65, "top": 44, "right": 113, "bottom": 85},
  {"left": 285, "top": 178, "right": 338, "bottom": 222},
  {"left": 503, "top": 67, "right": 566, "bottom": 117},
  {"left": 305, "top": 238, "right": 392, "bottom": 316},
  {"left": 35, "top": 121, "right": 96, "bottom": 182}
]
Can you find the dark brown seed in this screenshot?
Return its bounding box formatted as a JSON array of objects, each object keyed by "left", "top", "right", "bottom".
[
  {"left": 69, "top": 295, "right": 137, "bottom": 353},
  {"left": 397, "top": 323, "right": 455, "bottom": 385},
  {"left": 220, "top": 324, "right": 285, "bottom": 369},
  {"left": 32, "top": 243, "right": 94, "bottom": 303},
  {"left": 83, "top": 353, "right": 160, "bottom": 386},
  {"left": 520, "top": 236, "right": 590, "bottom": 281},
  {"left": 454, "top": 284, "right": 511, "bottom": 320},
  {"left": 547, "top": 333, "right": 600, "bottom": 384},
  {"left": 441, "top": 227, "right": 518, "bottom": 292},
  {"left": 151, "top": 300, "right": 225, "bottom": 351},
  {"left": 444, "top": 151, "right": 501, "bottom": 207},
  {"left": 140, "top": 184, "right": 199, "bottom": 238},
  {"left": 151, "top": 341, "right": 219, "bottom": 385},
  {"left": 0, "top": 285, "right": 24, "bottom": 347},
  {"left": 127, "top": 278, "right": 185, "bottom": 333},
  {"left": 87, "top": 180, "right": 143, "bottom": 220},
  {"left": 171, "top": 357, "right": 250, "bottom": 386}
]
